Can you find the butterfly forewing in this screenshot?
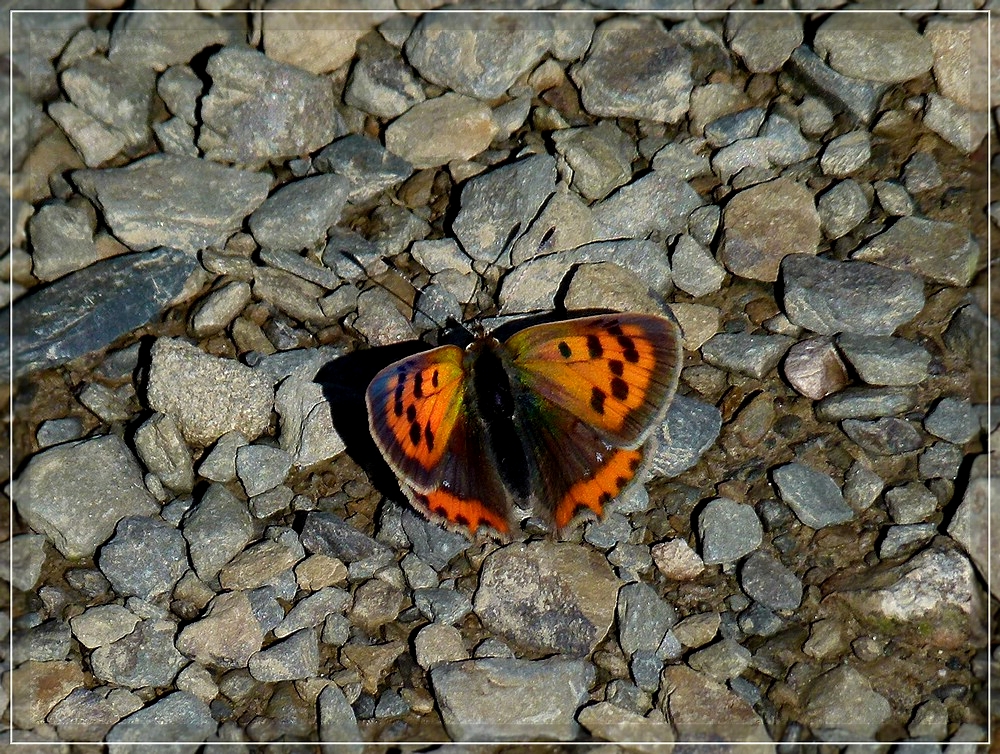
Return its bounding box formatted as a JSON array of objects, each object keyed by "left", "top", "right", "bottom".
[
  {"left": 366, "top": 346, "right": 467, "bottom": 490},
  {"left": 366, "top": 345, "right": 514, "bottom": 536},
  {"left": 503, "top": 313, "right": 683, "bottom": 446}
]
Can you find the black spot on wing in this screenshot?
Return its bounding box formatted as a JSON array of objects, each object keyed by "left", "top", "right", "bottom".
[{"left": 590, "top": 386, "right": 606, "bottom": 415}]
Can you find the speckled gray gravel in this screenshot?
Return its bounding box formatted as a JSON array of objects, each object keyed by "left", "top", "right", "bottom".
[{"left": 7, "top": 8, "right": 988, "bottom": 748}]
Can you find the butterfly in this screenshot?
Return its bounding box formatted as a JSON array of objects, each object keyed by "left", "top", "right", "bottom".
[{"left": 365, "top": 312, "right": 683, "bottom": 538}]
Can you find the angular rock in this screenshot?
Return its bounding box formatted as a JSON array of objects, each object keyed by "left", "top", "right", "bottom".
[
  {"left": 74, "top": 154, "right": 271, "bottom": 252},
  {"left": 14, "top": 434, "right": 158, "bottom": 559},
  {"left": 431, "top": 657, "right": 595, "bottom": 742},
  {"left": 7, "top": 247, "right": 196, "bottom": 377},
  {"left": 474, "top": 541, "right": 619, "bottom": 657},
  {"left": 199, "top": 45, "right": 343, "bottom": 163},
  {"left": 772, "top": 463, "right": 853, "bottom": 529},
  {"left": 98, "top": 516, "right": 188, "bottom": 600},
  {"left": 146, "top": 337, "right": 274, "bottom": 447}
]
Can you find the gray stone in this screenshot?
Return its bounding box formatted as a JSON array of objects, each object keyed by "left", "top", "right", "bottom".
[
  {"left": 48, "top": 686, "right": 142, "bottom": 742},
  {"left": 820, "top": 131, "right": 871, "bottom": 177},
  {"left": 344, "top": 33, "right": 425, "bottom": 119},
  {"left": 814, "top": 13, "right": 932, "bottom": 84},
  {"left": 923, "top": 92, "right": 988, "bottom": 153},
  {"left": 405, "top": 13, "right": 551, "bottom": 100},
  {"left": 697, "top": 498, "right": 763, "bottom": 565},
  {"left": 199, "top": 46, "right": 344, "bottom": 163},
  {"left": 648, "top": 395, "right": 722, "bottom": 479},
  {"left": 99, "top": 516, "right": 188, "bottom": 600},
  {"left": 787, "top": 46, "right": 887, "bottom": 125},
  {"left": 740, "top": 551, "right": 803, "bottom": 611},
  {"left": 720, "top": 178, "right": 820, "bottom": 282},
  {"left": 74, "top": 154, "right": 271, "bottom": 253},
  {"left": 274, "top": 357, "right": 348, "bottom": 468},
  {"left": 617, "top": 581, "right": 676, "bottom": 658},
  {"left": 726, "top": 12, "right": 802, "bottom": 73},
  {"left": 70, "top": 604, "right": 140, "bottom": 649},
  {"left": 157, "top": 65, "right": 201, "bottom": 127},
  {"left": 836, "top": 333, "right": 930, "bottom": 386},
  {"left": 182, "top": 483, "right": 253, "bottom": 582},
  {"left": 772, "top": 463, "right": 853, "bottom": 529},
  {"left": 474, "top": 541, "right": 619, "bottom": 657},
  {"left": 301, "top": 511, "right": 394, "bottom": 570},
  {"left": 687, "top": 638, "right": 752, "bottom": 682},
  {"left": 572, "top": 17, "right": 692, "bottom": 124},
  {"left": 36, "top": 417, "right": 85, "bottom": 448},
  {"left": 551, "top": 122, "right": 636, "bottom": 202},
  {"left": 134, "top": 413, "right": 194, "bottom": 494},
  {"left": 781, "top": 255, "right": 925, "bottom": 336},
  {"left": 248, "top": 628, "right": 319, "bottom": 682},
  {"left": 384, "top": 93, "right": 497, "bottom": 169},
  {"left": 108, "top": 11, "right": 242, "bottom": 72},
  {"left": 584, "top": 511, "right": 632, "bottom": 551},
  {"left": 593, "top": 170, "right": 704, "bottom": 241},
  {"left": 817, "top": 179, "right": 870, "bottom": 239},
  {"left": 801, "top": 665, "right": 891, "bottom": 741},
  {"left": 499, "top": 239, "right": 670, "bottom": 315},
  {"left": 236, "top": 444, "right": 293, "bottom": 498},
  {"left": 924, "top": 397, "right": 979, "bottom": 445},
  {"left": 197, "top": 430, "right": 247, "bottom": 484},
  {"left": 401, "top": 508, "right": 472, "bottom": 571},
  {"left": 78, "top": 382, "right": 132, "bottom": 424},
  {"left": 352, "top": 287, "right": 417, "bottom": 347},
  {"left": 873, "top": 180, "right": 915, "bottom": 216},
  {"left": 275, "top": 587, "right": 350, "bottom": 638},
  {"left": 843, "top": 461, "right": 884, "bottom": 511},
  {"left": 414, "top": 588, "right": 473, "bottom": 626},
  {"left": 60, "top": 55, "right": 155, "bottom": 156},
  {"left": 453, "top": 153, "right": 557, "bottom": 265},
  {"left": 314, "top": 133, "right": 414, "bottom": 205},
  {"left": 816, "top": 387, "right": 917, "bottom": 421},
  {"left": 219, "top": 535, "right": 301, "bottom": 592},
  {"left": 885, "top": 482, "right": 938, "bottom": 525},
  {"left": 14, "top": 434, "right": 158, "bottom": 559},
  {"left": 842, "top": 417, "right": 924, "bottom": 456},
  {"left": 879, "top": 523, "right": 937, "bottom": 559},
  {"left": 651, "top": 141, "right": 712, "bottom": 181},
  {"left": 12, "top": 618, "right": 72, "bottom": 664},
  {"left": 414, "top": 623, "right": 470, "bottom": 670},
  {"left": 176, "top": 590, "right": 265, "bottom": 669},
  {"left": 919, "top": 442, "right": 964, "bottom": 481},
  {"left": 106, "top": 691, "right": 216, "bottom": 744},
  {"left": 854, "top": 216, "right": 979, "bottom": 288},
  {"left": 671, "top": 235, "right": 726, "bottom": 298},
  {"left": 91, "top": 619, "right": 187, "bottom": 689},
  {"left": 701, "top": 332, "right": 794, "bottom": 379},
  {"left": 191, "top": 281, "right": 251, "bottom": 338},
  {"left": 903, "top": 152, "right": 943, "bottom": 193},
  {"left": 317, "top": 683, "right": 363, "bottom": 751},
  {"left": 147, "top": 338, "right": 274, "bottom": 447},
  {"left": 9, "top": 533, "right": 47, "bottom": 591},
  {"left": 28, "top": 200, "right": 99, "bottom": 282},
  {"left": 704, "top": 108, "right": 766, "bottom": 148},
  {"left": 7, "top": 247, "right": 196, "bottom": 377},
  {"left": 431, "top": 657, "right": 595, "bottom": 742},
  {"left": 249, "top": 174, "right": 350, "bottom": 253}
]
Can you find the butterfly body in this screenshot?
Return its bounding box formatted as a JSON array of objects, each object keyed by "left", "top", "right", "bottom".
[{"left": 366, "top": 313, "right": 682, "bottom": 538}]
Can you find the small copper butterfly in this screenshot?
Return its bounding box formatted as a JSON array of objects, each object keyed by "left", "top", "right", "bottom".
[{"left": 365, "top": 312, "right": 683, "bottom": 537}]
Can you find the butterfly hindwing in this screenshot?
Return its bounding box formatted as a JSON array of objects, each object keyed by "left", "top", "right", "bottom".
[{"left": 366, "top": 346, "right": 513, "bottom": 536}]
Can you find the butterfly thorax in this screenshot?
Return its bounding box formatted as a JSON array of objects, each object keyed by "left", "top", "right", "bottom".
[{"left": 464, "top": 337, "right": 531, "bottom": 500}]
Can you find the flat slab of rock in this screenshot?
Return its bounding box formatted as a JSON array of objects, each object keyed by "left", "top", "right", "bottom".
[
  {"left": 431, "top": 657, "right": 595, "bottom": 742},
  {"left": 74, "top": 154, "right": 271, "bottom": 252},
  {"left": 6, "top": 247, "right": 196, "bottom": 377}
]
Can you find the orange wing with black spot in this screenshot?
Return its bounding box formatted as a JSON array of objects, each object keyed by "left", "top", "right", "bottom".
[
  {"left": 502, "top": 313, "right": 682, "bottom": 531},
  {"left": 366, "top": 346, "right": 513, "bottom": 536}
]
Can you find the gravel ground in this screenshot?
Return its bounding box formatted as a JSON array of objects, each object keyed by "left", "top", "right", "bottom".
[{"left": 3, "top": 5, "right": 993, "bottom": 749}]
